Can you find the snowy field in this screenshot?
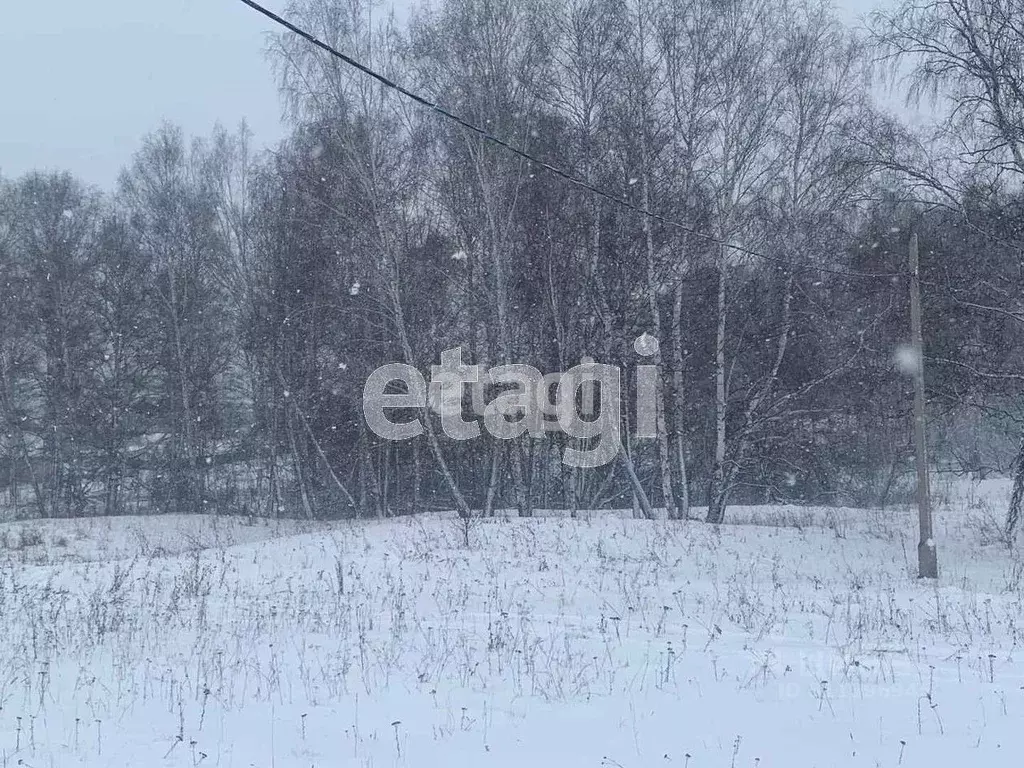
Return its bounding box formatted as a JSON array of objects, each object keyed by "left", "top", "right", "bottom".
[{"left": 0, "top": 479, "right": 1022, "bottom": 767}]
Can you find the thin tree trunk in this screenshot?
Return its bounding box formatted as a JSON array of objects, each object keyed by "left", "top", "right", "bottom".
[
  {"left": 168, "top": 275, "right": 201, "bottom": 515},
  {"left": 707, "top": 245, "right": 729, "bottom": 524},
  {"left": 484, "top": 439, "right": 502, "bottom": 518},
  {"left": 285, "top": 408, "right": 314, "bottom": 519},
  {"left": 671, "top": 244, "right": 691, "bottom": 519},
  {"left": 641, "top": 161, "right": 677, "bottom": 519},
  {"left": 546, "top": 233, "right": 578, "bottom": 518},
  {"left": 1006, "top": 428, "right": 1024, "bottom": 540},
  {"left": 412, "top": 438, "right": 423, "bottom": 516},
  {"left": 619, "top": 447, "right": 655, "bottom": 520},
  {"left": 368, "top": 441, "right": 384, "bottom": 518}
]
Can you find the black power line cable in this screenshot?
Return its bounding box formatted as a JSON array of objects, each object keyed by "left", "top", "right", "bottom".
[{"left": 237, "top": 0, "right": 903, "bottom": 282}]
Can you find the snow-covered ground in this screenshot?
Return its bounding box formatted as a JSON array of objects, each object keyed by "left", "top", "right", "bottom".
[{"left": 0, "top": 479, "right": 1022, "bottom": 767}]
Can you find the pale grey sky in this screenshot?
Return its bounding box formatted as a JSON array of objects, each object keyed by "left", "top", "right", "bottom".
[
  {"left": 1, "top": 0, "right": 882, "bottom": 190},
  {"left": 0, "top": 1, "right": 277, "bottom": 187}
]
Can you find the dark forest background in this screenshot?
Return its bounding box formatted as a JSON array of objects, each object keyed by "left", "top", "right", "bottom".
[{"left": 2, "top": 0, "right": 1024, "bottom": 532}]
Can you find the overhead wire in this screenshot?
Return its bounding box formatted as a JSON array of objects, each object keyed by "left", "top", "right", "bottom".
[{"left": 237, "top": 0, "right": 905, "bottom": 282}]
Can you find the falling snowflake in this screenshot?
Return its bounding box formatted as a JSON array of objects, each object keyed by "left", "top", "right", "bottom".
[
  {"left": 894, "top": 344, "right": 920, "bottom": 376},
  {"left": 451, "top": 250, "right": 468, "bottom": 262},
  {"left": 349, "top": 281, "right": 361, "bottom": 296}
]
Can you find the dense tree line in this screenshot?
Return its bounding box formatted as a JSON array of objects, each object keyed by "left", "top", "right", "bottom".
[{"left": 1, "top": 0, "right": 1023, "bottom": 532}]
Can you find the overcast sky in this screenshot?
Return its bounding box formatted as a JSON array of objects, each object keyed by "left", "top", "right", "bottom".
[{"left": 1, "top": 0, "right": 885, "bottom": 190}]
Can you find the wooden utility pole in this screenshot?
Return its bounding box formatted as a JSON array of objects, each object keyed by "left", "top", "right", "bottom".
[{"left": 910, "top": 232, "right": 938, "bottom": 579}]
